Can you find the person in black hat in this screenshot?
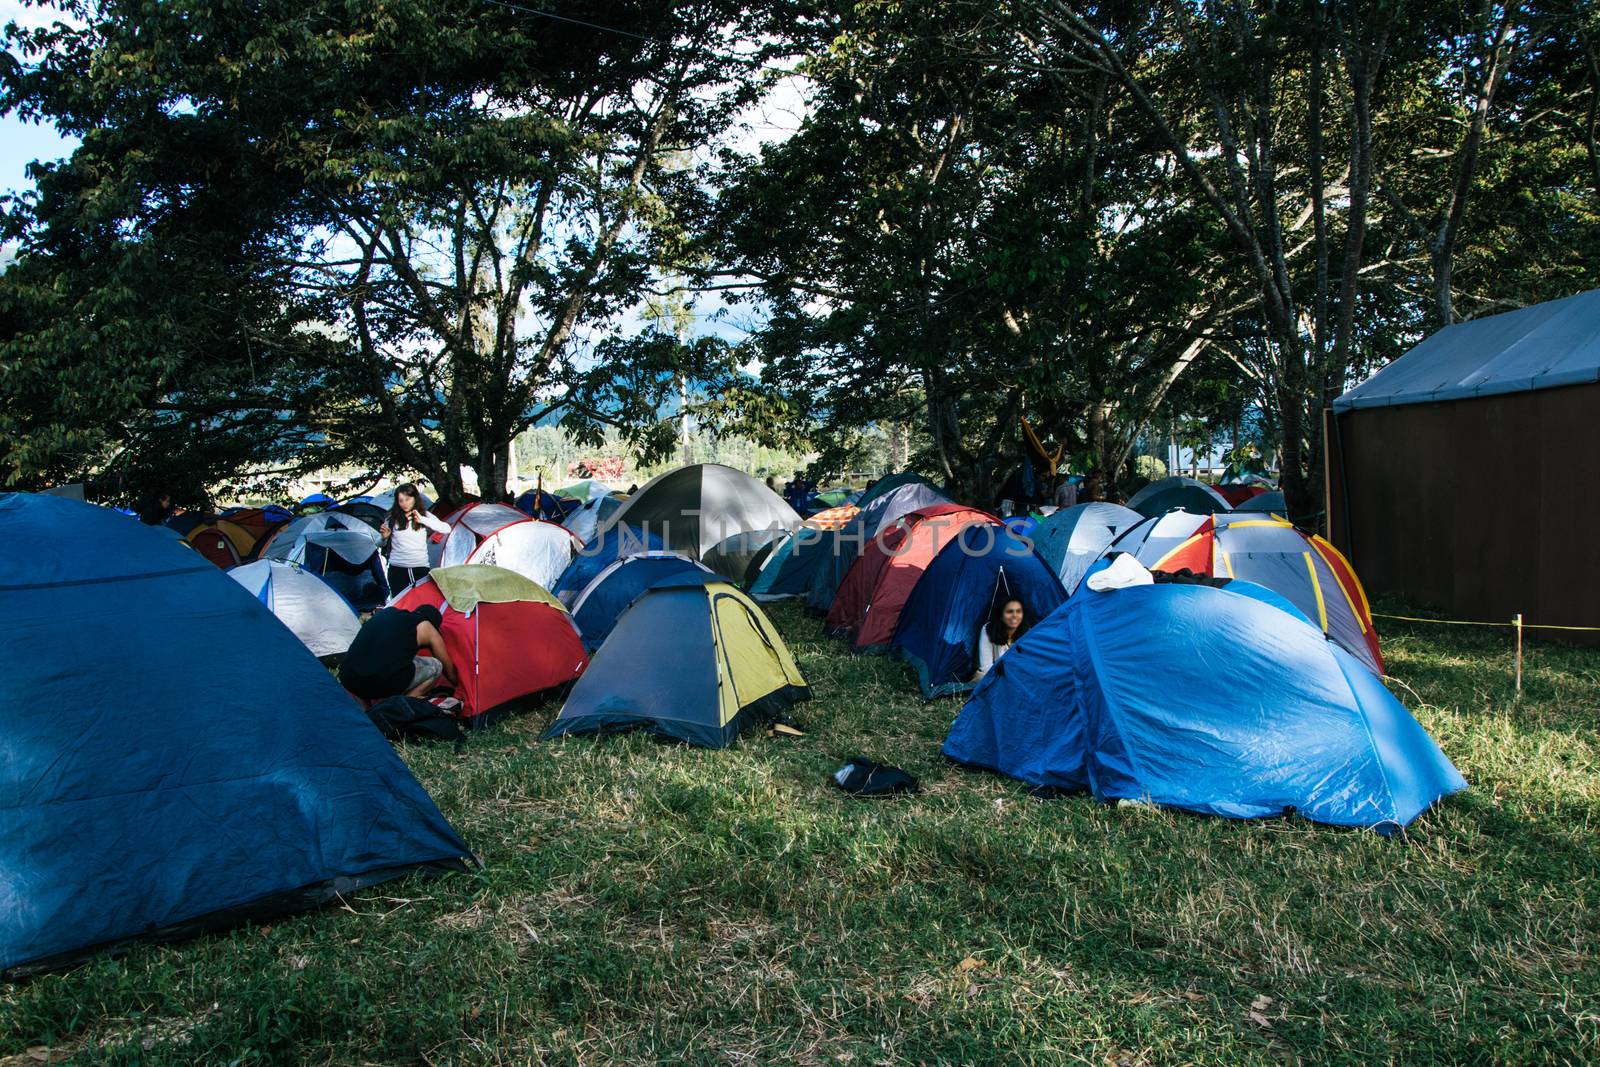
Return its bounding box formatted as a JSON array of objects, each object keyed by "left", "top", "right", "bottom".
[{"left": 339, "top": 605, "right": 457, "bottom": 702}]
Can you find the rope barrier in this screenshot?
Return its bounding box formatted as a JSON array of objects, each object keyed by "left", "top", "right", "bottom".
[
  {"left": 1371, "top": 610, "right": 1600, "bottom": 702},
  {"left": 1371, "top": 611, "right": 1600, "bottom": 633}
]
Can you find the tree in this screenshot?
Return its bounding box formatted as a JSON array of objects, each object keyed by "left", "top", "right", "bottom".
[
  {"left": 3, "top": 0, "right": 786, "bottom": 499},
  {"left": 1030, "top": 0, "right": 1598, "bottom": 522},
  {"left": 712, "top": 0, "right": 1225, "bottom": 500}
]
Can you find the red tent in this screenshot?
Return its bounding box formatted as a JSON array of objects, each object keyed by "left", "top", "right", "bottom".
[
  {"left": 392, "top": 565, "right": 588, "bottom": 722},
  {"left": 1215, "top": 484, "right": 1270, "bottom": 508},
  {"left": 827, "top": 503, "right": 997, "bottom": 649}
]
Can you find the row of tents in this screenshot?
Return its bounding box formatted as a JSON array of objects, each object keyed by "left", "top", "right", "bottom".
[
  {"left": 231, "top": 465, "right": 1380, "bottom": 722},
  {"left": 2, "top": 464, "right": 1465, "bottom": 977},
  {"left": 2, "top": 481, "right": 816, "bottom": 976}
]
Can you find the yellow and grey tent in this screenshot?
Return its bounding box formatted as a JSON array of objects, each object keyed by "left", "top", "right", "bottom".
[
  {"left": 184, "top": 518, "right": 256, "bottom": 568},
  {"left": 543, "top": 572, "right": 809, "bottom": 748}
]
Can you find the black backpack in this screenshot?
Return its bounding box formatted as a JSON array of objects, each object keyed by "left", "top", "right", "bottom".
[
  {"left": 831, "top": 756, "right": 920, "bottom": 797},
  {"left": 365, "top": 696, "right": 465, "bottom": 743}
]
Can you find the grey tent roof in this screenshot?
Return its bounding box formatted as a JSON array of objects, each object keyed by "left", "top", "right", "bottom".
[
  {"left": 1335, "top": 288, "right": 1600, "bottom": 412},
  {"left": 602, "top": 463, "right": 799, "bottom": 559}
]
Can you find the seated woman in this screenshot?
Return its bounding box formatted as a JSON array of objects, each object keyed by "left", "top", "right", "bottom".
[{"left": 974, "top": 597, "right": 1030, "bottom": 681}]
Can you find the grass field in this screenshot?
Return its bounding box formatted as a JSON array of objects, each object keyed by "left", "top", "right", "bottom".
[{"left": 4, "top": 600, "right": 1599, "bottom": 1065}]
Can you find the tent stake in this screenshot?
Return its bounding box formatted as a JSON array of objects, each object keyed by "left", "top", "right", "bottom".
[{"left": 1513, "top": 613, "right": 1523, "bottom": 700}]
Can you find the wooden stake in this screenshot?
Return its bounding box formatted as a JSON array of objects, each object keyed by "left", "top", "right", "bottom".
[{"left": 1513, "top": 613, "right": 1523, "bottom": 700}]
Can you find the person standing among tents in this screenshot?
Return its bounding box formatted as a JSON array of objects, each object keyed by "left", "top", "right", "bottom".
[
  {"left": 340, "top": 604, "right": 458, "bottom": 702},
  {"left": 1053, "top": 476, "right": 1079, "bottom": 510},
  {"left": 974, "top": 598, "right": 1030, "bottom": 681},
  {"left": 379, "top": 483, "right": 450, "bottom": 592},
  {"left": 138, "top": 490, "right": 176, "bottom": 526}
]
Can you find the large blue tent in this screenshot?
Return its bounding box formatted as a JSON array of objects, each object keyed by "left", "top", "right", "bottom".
[
  {"left": 551, "top": 522, "right": 667, "bottom": 606},
  {"left": 892, "top": 524, "right": 1067, "bottom": 698},
  {"left": 0, "top": 494, "right": 471, "bottom": 976},
  {"left": 569, "top": 553, "right": 713, "bottom": 651},
  {"left": 943, "top": 580, "right": 1465, "bottom": 830}
]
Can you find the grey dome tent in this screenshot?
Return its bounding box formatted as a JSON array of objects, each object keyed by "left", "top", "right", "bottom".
[
  {"left": 602, "top": 463, "right": 800, "bottom": 560},
  {"left": 702, "top": 528, "right": 789, "bottom": 584}
]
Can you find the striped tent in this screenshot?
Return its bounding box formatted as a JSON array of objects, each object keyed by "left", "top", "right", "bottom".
[{"left": 1105, "top": 511, "right": 1383, "bottom": 674}]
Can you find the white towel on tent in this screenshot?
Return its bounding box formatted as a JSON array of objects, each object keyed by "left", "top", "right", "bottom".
[{"left": 1087, "top": 553, "right": 1154, "bottom": 592}]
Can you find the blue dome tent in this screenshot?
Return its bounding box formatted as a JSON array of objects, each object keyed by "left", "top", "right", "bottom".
[
  {"left": 0, "top": 494, "right": 471, "bottom": 977},
  {"left": 747, "top": 525, "right": 835, "bottom": 601},
  {"left": 892, "top": 524, "right": 1068, "bottom": 699},
  {"left": 569, "top": 553, "right": 714, "bottom": 651},
  {"left": 515, "top": 487, "right": 574, "bottom": 521},
  {"left": 1030, "top": 502, "right": 1144, "bottom": 592},
  {"left": 552, "top": 522, "right": 668, "bottom": 606},
  {"left": 943, "top": 580, "right": 1465, "bottom": 830}
]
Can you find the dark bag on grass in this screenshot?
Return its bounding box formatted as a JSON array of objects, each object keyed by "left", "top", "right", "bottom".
[
  {"left": 832, "top": 756, "right": 919, "bottom": 797},
  {"left": 365, "top": 696, "right": 465, "bottom": 743}
]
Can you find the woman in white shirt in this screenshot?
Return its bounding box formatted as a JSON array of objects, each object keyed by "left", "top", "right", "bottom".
[
  {"left": 974, "top": 597, "right": 1029, "bottom": 681},
  {"left": 379, "top": 483, "right": 451, "bottom": 593}
]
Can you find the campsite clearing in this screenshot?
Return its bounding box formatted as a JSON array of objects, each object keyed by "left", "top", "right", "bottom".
[{"left": 4, "top": 602, "right": 1597, "bottom": 1064}]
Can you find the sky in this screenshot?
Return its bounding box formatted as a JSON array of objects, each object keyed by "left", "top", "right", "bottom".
[{"left": 1, "top": 0, "right": 78, "bottom": 198}]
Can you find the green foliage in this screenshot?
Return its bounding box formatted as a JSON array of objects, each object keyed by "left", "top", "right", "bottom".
[
  {"left": 711, "top": 0, "right": 1223, "bottom": 501},
  {"left": 2, "top": 0, "right": 1597, "bottom": 513},
  {"left": 2, "top": 604, "right": 1596, "bottom": 1063},
  {"left": 1133, "top": 454, "right": 1167, "bottom": 484},
  {"left": 1, "top": 0, "right": 793, "bottom": 500}
]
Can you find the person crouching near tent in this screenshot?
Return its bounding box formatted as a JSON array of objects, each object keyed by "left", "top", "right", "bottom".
[
  {"left": 380, "top": 483, "right": 450, "bottom": 592},
  {"left": 974, "top": 598, "right": 1031, "bottom": 681},
  {"left": 340, "top": 604, "right": 459, "bottom": 703}
]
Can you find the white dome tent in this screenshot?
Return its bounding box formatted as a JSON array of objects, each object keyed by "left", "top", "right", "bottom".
[
  {"left": 439, "top": 503, "right": 581, "bottom": 589},
  {"left": 227, "top": 559, "right": 361, "bottom": 660}
]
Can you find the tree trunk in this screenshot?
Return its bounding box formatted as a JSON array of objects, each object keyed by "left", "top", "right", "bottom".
[
  {"left": 474, "top": 439, "right": 511, "bottom": 503},
  {"left": 889, "top": 421, "right": 910, "bottom": 471},
  {"left": 1087, "top": 400, "right": 1114, "bottom": 489},
  {"left": 1275, "top": 385, "right": 1313, "bottom": 525}
]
